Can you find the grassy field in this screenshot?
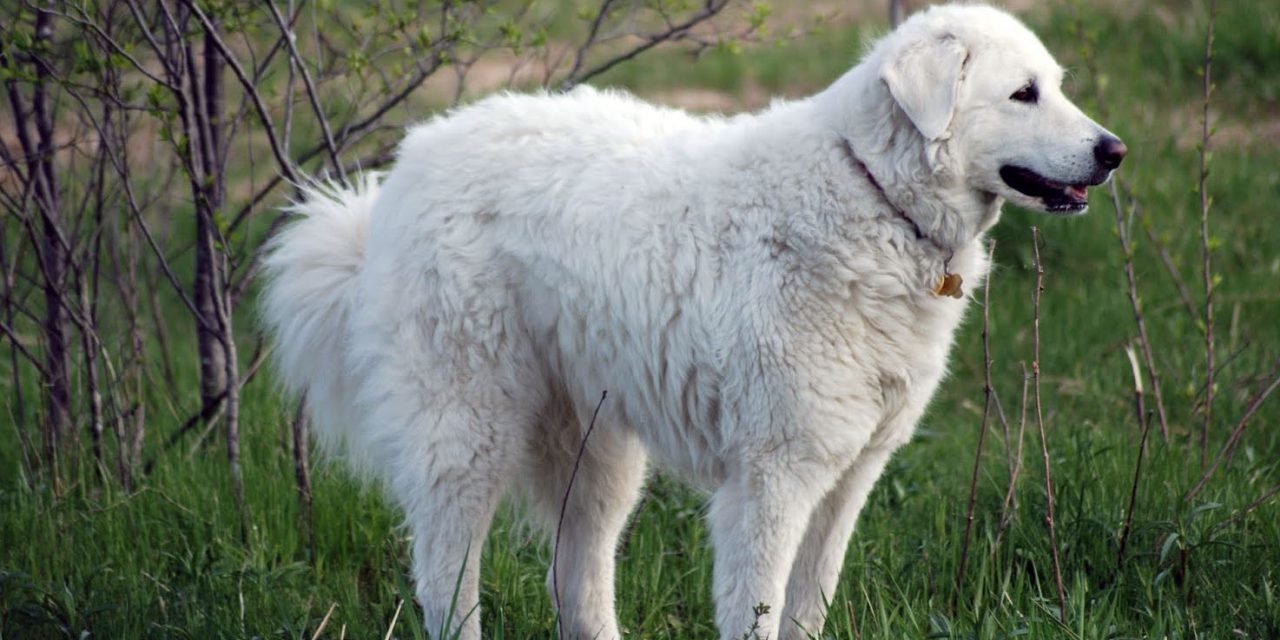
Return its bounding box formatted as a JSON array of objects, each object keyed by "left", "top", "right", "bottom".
[{"left": 4, "top": 0, "right": 1280, "bottom": 638}]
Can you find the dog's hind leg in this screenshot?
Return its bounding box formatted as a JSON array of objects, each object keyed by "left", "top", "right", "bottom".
[
  {"left": 393, "top": 412, "right": 514, "bottom": 640},
  {"left": 523, "top": 414, "right": 648, "bottom": 640},
  {"left": 367, "top": 369, "right": 529, "bottom": 640},
  {"left": 778, "top": 445, "right": 895, "bottom": 640}
]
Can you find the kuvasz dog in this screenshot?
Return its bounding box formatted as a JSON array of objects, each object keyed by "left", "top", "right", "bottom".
[{"left": 262, "top": 3, "right": 1124, "bottom": 638}]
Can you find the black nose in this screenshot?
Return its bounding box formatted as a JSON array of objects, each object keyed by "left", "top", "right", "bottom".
[{"left": 1094, "top": 135, "right": 1127, "bottom": 170}]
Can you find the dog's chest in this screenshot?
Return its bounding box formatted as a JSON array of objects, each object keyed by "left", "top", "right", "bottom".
[
  {"left": 871, "top": 292, "right": 970, "bottom": 443},
  {"left": 795, "top": 274, "right": 974, "bottom": 452}
]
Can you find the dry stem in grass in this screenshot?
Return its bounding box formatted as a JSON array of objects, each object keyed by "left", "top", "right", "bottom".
[
  {"left": 1116, "top": 346, "right": 1155, "bottom": 568},
  {"left": 382, "top": 598, "right": 404, "bottom": 640},
  {"left": 996, "top": 364, "right": 1030, "bottom": 543},
  {"left": 310, "top": 602, "right": 337, "bottom": 640},
  {"left": 1186, "top": 360, "right": 1280, "bottom": 502},
  {"left": 292, "top": 398, "right": 316, "bottom": 562},
  {"left": 1197, "top": 0, "right": 1217, "bottom": 469},
  {"left": 953, "top": 239, "right": 997, "bottom": 614},
  {"left": 845, "top": 599, "right": 862, "bottom": 640},
  {"left": 1217, "top": 483, "right": 1280, "bottom": 530},
  {"left": 1074, "top": 6, "right": 1173, "bottom": 442},
  {"left": 1108, "top": 182, "right": 1171, "bottom": 441},
  {"left": 1031, "top": 227, "right": 1068, "bottom": 624}
]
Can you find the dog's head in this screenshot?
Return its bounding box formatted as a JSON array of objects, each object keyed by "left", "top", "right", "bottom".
[{"left": 880, "top": 5, "right": 1124, "bottom": 215}]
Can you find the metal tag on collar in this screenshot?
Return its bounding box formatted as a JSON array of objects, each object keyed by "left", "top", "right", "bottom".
[{"left": 933, "top": 272, "right": 964, "bottom": 298}]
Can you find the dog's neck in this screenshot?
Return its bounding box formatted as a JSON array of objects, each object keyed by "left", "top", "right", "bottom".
[
  {"left": 837, "top": 138, "right": 947, "bottom": 255},
  {"left": 817, "top": 66, "right": 1002, "bottom": 254}
]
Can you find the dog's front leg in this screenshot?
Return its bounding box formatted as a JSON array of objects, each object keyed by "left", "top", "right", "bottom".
[
  {"left": 778, "top": 445, "right": 896, "bottom": 639},
  {"left": 708, "top": 460, "right": 845, "bottom": 640}
]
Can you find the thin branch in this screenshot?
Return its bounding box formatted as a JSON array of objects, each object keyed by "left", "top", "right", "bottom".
[
  {"left": 382, "top": 598, "right": 404, "bottom": 640},
  {"left": 1109, "top": 181, "right": 1170, "bottom": 440},
  {"left": 224, "top": 56, "right": 445, "bottom": 236},
  {"left": 558, "top": 0, "right": 734, "bottom": 91},
  {"left": 953, "top": 240, "right": 996, "bottom": 614},
  {"left": 889, "top": 0, "right": 905, "bottom": 28},
  {"left": 311, "top": 602, "right": 338, "bottom": 640},
  {"left": 0, "top": 320, "right": 49, "bottom": 377},
  {"left": 183, "top": 0, "right": 299, "bottom": 184},
  {"left": 1210, "top": 483, "right": 1280, "bottom": 535},
  {"left": 30, "top": 3, "right": 72, "bottom": 477},
  {"left": 1134, "top": 200, "right": 1197, "bottom": 320},
  {"left": 42, "top": 3, "right": 176, "bottom": 90},
  {"left": 293, "top": 398, "right": 316, "bottom": 563},
  {"left": 1185, "top": 359, "right": 1280, "bottom": 502},
  {"left": 1116, "top": 345, "right": 1154, "bottom": 568},
  {"left": 1031, "top": 227, "right": 1068, "bottom": 624},
  {"left": 141, "top": 336, "right": 269, "bottom": 475},
  {"left": 265, "top": 0, "right": 345, "bottom": 182},
  {"left": 997, "top": 364, "right": 1030, "bottom": 541},
  {"left": 1197, "top": 0, "right": 1217, "bottom": 469},
  {"left": 560, "top": 0, "right": 619, "bottom": 89}
]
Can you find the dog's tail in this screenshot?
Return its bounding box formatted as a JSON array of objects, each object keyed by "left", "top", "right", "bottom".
[{"left": 261, "top": 174, "right": 379, "bottom": 474}]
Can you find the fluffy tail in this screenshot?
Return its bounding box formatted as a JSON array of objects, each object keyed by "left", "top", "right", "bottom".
[{"left": 261, "top": 174, "right": 379, "bottom": 474}]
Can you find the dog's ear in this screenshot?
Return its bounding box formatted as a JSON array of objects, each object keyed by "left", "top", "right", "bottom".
[{"left": 881, "top": 34, "right": 968, "bottom": 141}]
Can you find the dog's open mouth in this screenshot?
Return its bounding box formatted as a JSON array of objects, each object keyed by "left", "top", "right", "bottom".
[{"left": 999, "top": 166, "right": 1091, "bottom": 213}]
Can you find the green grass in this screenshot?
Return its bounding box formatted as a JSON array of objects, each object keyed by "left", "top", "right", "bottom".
[{"left": 4, "top": 0, "right": 1280, "bottom": 637}]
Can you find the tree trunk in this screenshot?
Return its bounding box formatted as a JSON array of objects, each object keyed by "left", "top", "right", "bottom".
[
  {"left": 889, "top": 0, "right": 905, "bottom": 28},
  {"left": 292, "top": 401, "right": 315, "bottom": 561},
  {"left": 32, "top": 6, "right": 72, "bottom": 488},
  {"left": 193, "top": 24, "right": 228, "bottom": 420}
]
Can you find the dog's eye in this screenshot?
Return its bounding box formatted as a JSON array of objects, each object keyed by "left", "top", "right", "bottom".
[{"left": 1010, "top": 82, "right": 1039, "bottom": 104}]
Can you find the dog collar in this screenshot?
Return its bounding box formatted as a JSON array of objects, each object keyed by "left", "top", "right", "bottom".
[{"left": 838, "top": 138, "right": 964, "bottom": 299}]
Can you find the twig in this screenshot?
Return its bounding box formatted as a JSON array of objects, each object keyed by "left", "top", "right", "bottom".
[
  {"left": 183, "top": 0, "right": 299, "bottom": 184},
  {"left": 558, "top": 0, "right": 733, "bottom": 90},
  {"left": 0, "top": 320, "right": 50, "bottom": 377},
  {"left": 0, "top": 234, "right": 36, "bottom": 478},
  {"left": 553, "top": 390, "right": 608, "bottom": 638},
  {"left": 1197, "top": 0, "right": 1217, "bottom": 469},
  {"left": 560, "top": 0, "right": 619, "bottom": 90},
  {"left": 845, "top": 599, "right": 861, "bottom": 640},
  {"left": 1071, "top": 4, "right": 1192, "bottom": 421},
  {"left": 311, "top": 602, "right": 337, "bottom": 640},
  {"left": 1031, "top": 227, "right": 1068, "bottom": 624},
  {"left": 223, "top": 61, "right": 442, "bottom": 237},
  {"left": 953, "top": 240, "right": 996, "bottom": 613},
  {"left": 1185, "top": 360, "right": 1280, "bottom": 502},
  {"left": 382, "top": 598, "right": 404, "bottom": 640},
  {"left": 293, "top": 398, "right": 316, "bottom": 562},
  {"left": 1211, "top": 483, "right": 1280, "bottom": 534},
  {"left": 1199, "top": 482, "right": 1280, "bottom": 558},
  {"left": 141, "top": 336, "right": 269, "bottom": 475},
  {"left": 993, "top": 378, "right": 1013, "bottom": 465},
  {"left": 996, "top": 364, "right": 1030, "bottom": 544},
  {"left": 265, "top": 0, "right": 345, "bottom": 183},
  {"left": 1116, "top": 345, "right": 1154, "bottom": 568},
  {"left": 1135, "top": 200, "right": 1198, "bottom": 320},
  {"left": 1108, "top": 181, "right": 1170, "bottom": 440}
]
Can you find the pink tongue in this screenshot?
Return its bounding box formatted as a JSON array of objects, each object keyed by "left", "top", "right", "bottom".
[{"left": 1067, "top": 185, "right": 1088, "bottom": 200}]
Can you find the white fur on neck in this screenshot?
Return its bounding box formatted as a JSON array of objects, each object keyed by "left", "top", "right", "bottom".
[{"left": 815, "top": 56, "right": 1003, "bottom": 253}]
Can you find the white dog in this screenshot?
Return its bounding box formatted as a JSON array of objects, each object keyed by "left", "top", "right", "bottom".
[{"left": 262, "top": 4, "right": 1123, "bottom": 639}]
